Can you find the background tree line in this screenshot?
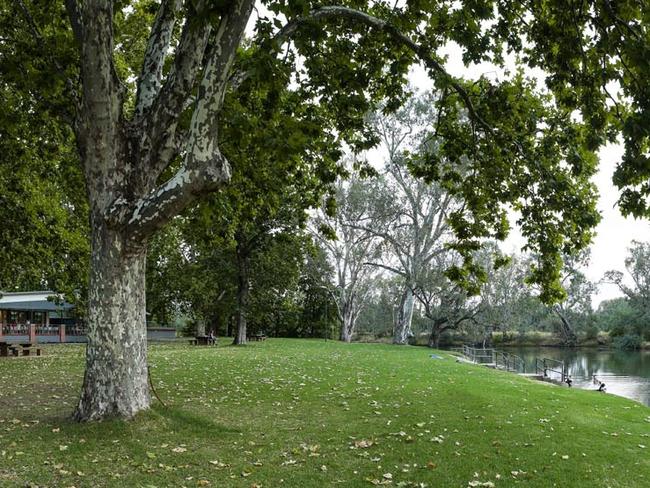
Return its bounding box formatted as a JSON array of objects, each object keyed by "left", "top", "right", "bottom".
[{"left": 143, "top": 90, "right": 650, "bottom": 350}]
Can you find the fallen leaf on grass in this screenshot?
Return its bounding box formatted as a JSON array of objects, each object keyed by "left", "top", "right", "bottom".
[{"left": 354, "top": 440, "right": 374, "bottom": 449}]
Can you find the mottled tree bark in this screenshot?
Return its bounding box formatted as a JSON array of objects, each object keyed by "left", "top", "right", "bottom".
[{"left": 75, "top": 220, "right": 149, "bottom": 420}]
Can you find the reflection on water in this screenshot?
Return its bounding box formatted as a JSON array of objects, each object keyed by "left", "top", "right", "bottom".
[{"left": 507, "top": 347, "right": 650, "bottom": 407}]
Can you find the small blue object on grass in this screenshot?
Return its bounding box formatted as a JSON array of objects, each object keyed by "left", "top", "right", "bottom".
[{"left": 429, "top": 354, "right": 443, "bottom": 359}]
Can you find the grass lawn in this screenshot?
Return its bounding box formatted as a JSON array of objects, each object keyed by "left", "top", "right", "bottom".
[{"left": 0, "top": 339, "right": 648, "bottom": 487}]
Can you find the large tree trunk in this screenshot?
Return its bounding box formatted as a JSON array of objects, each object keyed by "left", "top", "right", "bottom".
[
  {"left": 195, "top": 320, "right": 206, "bottom": 337},
  {"left": 339, "top": 303, "right": 355, "bottom": 343},
  {"left": 427, "top": 329, "right": 440, "bottom": 349},
  {"left": 393, "top": 285, "right": 415, "bottom": 344},
  {"left": 427, "top": 318, "right": 449, "bottom": 349},
  {"left": 233, "top": 248, "right": 249, "bottom": 345},
  {"left": 74, "top": 221, "right": 149, "bottom": 421},
  {"left": 428, "top": 323, "right": 444, "bottom": 349},
  {"left": 65, "top": 0, "right": 252, "bottom": 421}
]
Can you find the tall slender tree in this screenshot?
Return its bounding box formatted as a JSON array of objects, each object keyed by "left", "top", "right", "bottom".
[{"left": 312, "top": 175, "right": 384, "bottom": 342}]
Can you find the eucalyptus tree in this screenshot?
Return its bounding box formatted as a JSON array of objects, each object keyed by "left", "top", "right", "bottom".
[
  {"left": 312, "top": 176, "right": 385, "bottom": 342},
  {"left": 551, "top": 255, "right": 597, "bottom": 345},
  {"left": 604, "top": 241, "right": 650, "bottom": 339},
  {"left": 2, "top": 0, "right": 602, "bottom": 420},
  {"left": 412, "top": 253, "right": 479, "bottom": 348},
  {"left": 361, "top": 92, "right": 460, "bottom": 344},
  {"left": 605, "top": 241, "right": 650, "bottom": 311},
  {"left": 372, "top": 164, "right": 456, "bottom": 344},
  {"left": 471, "top": 246, "right": 532, "bottom": 342}
]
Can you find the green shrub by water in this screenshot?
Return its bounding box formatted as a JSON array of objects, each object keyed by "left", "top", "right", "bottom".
[{"left": 613, "top": 334, "right": 642, "bottom": 350}]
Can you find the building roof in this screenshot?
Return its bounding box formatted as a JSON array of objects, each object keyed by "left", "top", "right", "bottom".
[{"left": 0, "top": 291, "right": 74, "bottom": 311}]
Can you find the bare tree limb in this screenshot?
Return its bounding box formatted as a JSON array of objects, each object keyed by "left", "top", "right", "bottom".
[
  {"left": 183, "top": 0, "right": 255, "bottom": 172},
  {"left": 114, "top": 150, "right": 232, "bottom": 243},
  {"left": 364, "top": 261, "right": 404, "bottom": 276}
]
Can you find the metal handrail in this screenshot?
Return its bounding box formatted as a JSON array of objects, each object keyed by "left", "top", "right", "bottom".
[
  {"left": 462, "top": 345, "right": 495, "bottom": 364},
  {"left": 535, "top": 357, "right": 566, "bottom": 382},
  {"left": 494, "top": 350, "right": 525, "bottom": 373}
]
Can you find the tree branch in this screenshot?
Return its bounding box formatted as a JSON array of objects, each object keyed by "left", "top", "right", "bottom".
[
  {"left": 364, "top": 261, "right": 404, "bottom": 276},
  {"left": 182, "top": 0, "right": 255, "bottom": 172},
  {"left": 114, "top": 150, "right": 232, "bottom": 243},
  {"left": 135, "top": 0, "right": 182, "bottom": 118},
  {"left": 113, "top": 1, "right": 256, "bottom": 242},
  {"left": 64, "top": 0, "right": 83, "bottom": 46},
  {"left": 141, "top": 3, "right": 213, "bottom": 183},
  {"left": 254, "top": 6, "right": 492, "bottom": 134}
]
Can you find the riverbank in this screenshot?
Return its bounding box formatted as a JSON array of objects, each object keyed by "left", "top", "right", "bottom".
[
  {"left": 0, "top": 339, "right": 648, "bottom": 487},
  {"left": 426, "top": 331, "right": 650, "bottom": 350}
]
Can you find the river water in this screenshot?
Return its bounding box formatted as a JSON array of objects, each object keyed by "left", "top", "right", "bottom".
[{"left": 504, "top": 347, "right": 650, "bottom": 407}]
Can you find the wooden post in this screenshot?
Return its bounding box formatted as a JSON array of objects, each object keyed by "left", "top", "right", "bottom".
[
  {"left": 59, "top": 324, "right": 66, "bottom": 343},
  {"left": 29, "top": 323, "right": 36, "bottom": 343}
]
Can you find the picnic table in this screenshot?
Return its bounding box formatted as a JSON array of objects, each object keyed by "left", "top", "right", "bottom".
[
  {"left": 248, "top": 333, "right": 267, "bottom": 342},
  {"left": 189, "top": 335, "right": 217, "bottom": 346},
  {"left": 0, "top": 341, "right": 41, "bottom": 357}
]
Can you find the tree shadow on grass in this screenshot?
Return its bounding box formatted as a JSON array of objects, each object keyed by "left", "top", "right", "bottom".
[{"left": 152, "top": 404, "right": 241, "bottom": 437}]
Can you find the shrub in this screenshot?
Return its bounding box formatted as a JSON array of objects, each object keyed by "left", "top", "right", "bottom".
[{"left": 613, "top": 334, "right": 642, "bottom": 350}]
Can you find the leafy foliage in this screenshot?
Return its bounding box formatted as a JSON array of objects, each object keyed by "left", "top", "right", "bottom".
[{"left": 0, "top": 14, "right": 88, "bottom": 299}]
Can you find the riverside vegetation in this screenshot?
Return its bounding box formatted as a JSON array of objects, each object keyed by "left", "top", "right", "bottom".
[{"left": 0, "top": 339, "right": 648, "bottom": 487}]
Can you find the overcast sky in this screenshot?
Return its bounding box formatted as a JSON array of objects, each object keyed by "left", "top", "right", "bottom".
[{"left": 406, "top": 44, "right": 650, "bottom": 307}]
